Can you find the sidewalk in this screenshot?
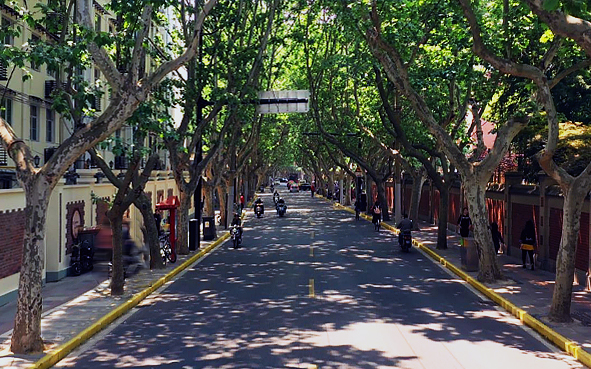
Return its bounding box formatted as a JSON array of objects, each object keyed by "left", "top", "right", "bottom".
[
  {"left": 0, "top": 226, "right": 230, "bottom": 369},
  {"left": 407, "top": 221, "right": 591, "bottom": 351},
  {"left": 344, "top": 202, "right": 591, "bottom": 355}
]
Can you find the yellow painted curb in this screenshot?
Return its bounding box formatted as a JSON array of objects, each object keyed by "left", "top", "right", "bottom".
[
  {"left": 331, "top": 202, "right": 591, "bottom": 368},
  {"left": 31, "top": 231, "right": 232, "bottom": 369}
]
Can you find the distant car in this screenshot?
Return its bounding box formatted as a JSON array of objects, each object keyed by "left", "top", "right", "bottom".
[
  {"left": 300, "top": 183, "right": 311, "bottom": 191},
  {"left": 290, "top": 184, "right": 300, "bottom": 192},
  {"left": 280, "top": 178, "right": 287, "bottom": 183}
]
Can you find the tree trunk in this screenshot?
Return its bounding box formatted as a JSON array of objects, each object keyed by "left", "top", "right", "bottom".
[
  {"left": 409, "top": 174, "right": 426, "bottom": 229},
  {"left": 176, "top": 190, "right": 192, "bottom": 255},
  {"left": 436, "top": 185, "right": 450, "bottom": 250},
  {"left": 203, "top": 182, "right": 215, "bottom": 217},
  {"left": 135, "top": 193, "right": 164, "bottom": 270},
  {"left": 217, "top": 186, "right": 228, "bottom": 228},
  {"left": 328, "top": 172, "right": 335, "bottom": 199},
  {"left": 376, "top": 179, "right": 390, "bottom": 221},
  {"left": 464, "top": 179, "right": 503, "bottom": 282},
  {"left": 108, "top": 212, "right": 125, "bottom": 296},
  {"left": 344, "top": 175, "right": 352, "bottom": 206},
  {"left": 549, "top": 185, "right": 585, "bottom": 322},
  {"left": 11, "top": 177, "right": 50, "bottom": 354}
]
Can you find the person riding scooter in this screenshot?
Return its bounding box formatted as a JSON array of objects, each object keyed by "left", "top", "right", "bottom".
[
  {"left": 396, "top": 214, "right": 413, "bottom": 245},
  {"left": 254, "top": 197, "right": 264, "bottom": 216},
  {"left": 231, "top": 213, "right": 243, "bottom": 237},
  {"left": 273, "top": 190, "right": 280, "bottom": 205},
  {"left": 276, "top": 197, "right": 287, "bottom": 216}
]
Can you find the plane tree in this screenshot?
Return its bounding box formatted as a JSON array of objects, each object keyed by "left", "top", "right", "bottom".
[
  {"left": 458, "top": 0, "right": 591, "bottom": 321},
  {"left": 0, "top": 0, "right": 217, "bottom": 353}
]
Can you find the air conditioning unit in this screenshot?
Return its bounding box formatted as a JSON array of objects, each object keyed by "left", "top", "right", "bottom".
[
  {"left": 114, "top": 155, "right": 127, "bottom": 169},
  {"left": 0, "top": 63, "right": 7, "bottom": 81},
  {"left": 45, "top": 80, "right": 57, "bottom": 99},
  {"left": 0, "top": 146, "right": 8, "bottom": 166},
  {"left": 90, "top": 95, "right": 101, "bottom": 111}
]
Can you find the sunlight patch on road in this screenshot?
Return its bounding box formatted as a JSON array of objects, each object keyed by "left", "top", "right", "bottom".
[{"left": 321, "top": 290, "right": 358, "bottom": 305}]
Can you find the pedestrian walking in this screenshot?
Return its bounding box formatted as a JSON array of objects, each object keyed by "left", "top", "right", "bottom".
[
  {"left": 354, "top": 198, "right": 362, "bottom": 220},
  {"left": 371, "top": 201, "right": 382, "bottom": 230},
  {"left": 490, "top": 221, "right": 504, "bottom": 254},
  {"left": 239, "top": 193, "right": 245, "bottom": 212},
  {"left": 311, "top": 183, "right": 315, "bottom": 198},
  {"left": 457, "top": 207, "right": 472, "bottom": 238},
  {"left": 520, "top": 220, "right": 537, "bottom": 270}
]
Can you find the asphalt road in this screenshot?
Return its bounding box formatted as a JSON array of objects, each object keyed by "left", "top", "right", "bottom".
[{"left": 57, "top": 185, "right": 582, "bottom": 369}]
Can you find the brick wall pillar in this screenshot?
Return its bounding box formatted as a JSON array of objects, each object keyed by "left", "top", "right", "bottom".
[
  {"left": 429, "top": 180, "right": 434, "bottom": 224},
  {"left": 504, "top": 171, "right": 523, "bottom": 257},
  {"left": 538, "top": 171, "right": 556, "bottom": 270}
]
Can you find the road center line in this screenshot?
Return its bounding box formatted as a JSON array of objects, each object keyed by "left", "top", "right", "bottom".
[{"left": 309, "top": 279, "right": 315, "bottom": 298}]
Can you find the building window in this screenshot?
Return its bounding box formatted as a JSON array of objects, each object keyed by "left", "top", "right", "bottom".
[
  {"left": 2, "top": 17, "right": 13, "bottom": 46},
  {"left": 94, "top": 68, "right": 100, "bottom": 81},
  {"left": 30, "top": 105, "right": 38, "bottom": 141},
  {"left": 1, "top": 98, "right": 12, "bottom": 125},
  {"left": 95, "top": 15, "right": 101, "bottom": 33},
  {"left": 46, "top": 108, "right": 54, "bottom": 143},
  {"left": 30, "top": 35, "right": 40, "bottom": 71}
]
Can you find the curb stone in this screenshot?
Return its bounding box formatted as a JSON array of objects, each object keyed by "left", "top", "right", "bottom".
[
  {"left": 328, "top": 200, "right": 591, "bottom": 368},
  {"left": 31, "top": 200, "right": 255, "bottom": 369}
]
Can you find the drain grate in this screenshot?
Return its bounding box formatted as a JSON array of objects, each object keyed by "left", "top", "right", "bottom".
[{"left": 571, "top": 310, "right": 591, "bottom": 326}]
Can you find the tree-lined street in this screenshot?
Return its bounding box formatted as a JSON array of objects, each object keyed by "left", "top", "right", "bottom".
[{"left": 56, "top": 187, "right": 581, "bottom": 368}]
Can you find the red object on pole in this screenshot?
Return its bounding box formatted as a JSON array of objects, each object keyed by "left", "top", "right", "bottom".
[{"left": 156, "top": 196, "right": 180, "bottom": 258}]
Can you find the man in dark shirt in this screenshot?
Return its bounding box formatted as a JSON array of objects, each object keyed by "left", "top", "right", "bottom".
[
  {"left": 457, "top": 207, "right": 472, "bottom": 237},
  {"left": 397, "top": 214, "right": 413, "bottom": 245}
]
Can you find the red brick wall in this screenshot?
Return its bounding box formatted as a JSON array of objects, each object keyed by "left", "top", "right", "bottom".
[
  {"left": 433, "top": 190, "right": 440, "bottom": 221},
  {"left": 487, "top": 198, "right": 505, "bottom": 236},
  {"left": 549, "top": 208, "right": 589, "bottom": 271},
  {"left": 419, "top": 187, "right": 430, "bottom": 217},
  {"left": 0, "top": 209, "right": 25, "bottom": 279},
  {"left": 511, "top": 203, "right": 539, "bottom": 249},
  {"left": 385, "top": 184, "right": 394, "bottom": 211},
  {"left": 403, "top": 187, "right": 412, "bottom": 215},
  {"left": 449, "top": 192, "right": 461, "bottom": 223}
]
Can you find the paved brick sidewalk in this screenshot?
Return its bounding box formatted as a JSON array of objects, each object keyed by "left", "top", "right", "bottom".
[
  {"left": 354, "top": 206, "right": 591, "bottom": 356},
  {"left": 0, "top": 234, "right": 228, "bottom": 369}
]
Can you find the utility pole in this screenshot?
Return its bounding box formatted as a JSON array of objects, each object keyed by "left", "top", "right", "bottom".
[
  {"left": 394, "top": 92, "right": 402, "bottom": 224},
  {"left": 192, "top": 14, "right": 204, "bottom": 251}
]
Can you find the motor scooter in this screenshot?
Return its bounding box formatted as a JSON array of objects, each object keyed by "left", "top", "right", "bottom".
[
  {"left": 277, "top": 203, "right": 287, "bottom": 217},
  {"left": 255, "top": 203, "right": 264, "bottom": 218},
  {"left": 231, "top": 225, "right": 242, "bottom": 248},
  {"left": 400, "top": 230, "right": 412, "bottom": 252}
]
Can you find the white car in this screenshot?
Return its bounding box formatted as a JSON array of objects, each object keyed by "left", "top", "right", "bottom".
[{"left": 290, "top": 184, "right": 299, "bottom": 192}]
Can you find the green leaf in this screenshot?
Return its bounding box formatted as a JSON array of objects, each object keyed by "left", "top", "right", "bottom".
[{"left": 543, "top": 0, "right": 560, "bottom": 11}]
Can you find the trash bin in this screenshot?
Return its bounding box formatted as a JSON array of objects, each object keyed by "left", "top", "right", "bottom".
[
  {"left": 189, "top": 219, "right": 199, "bottom": 250},
  {"left": 203, "top": 216, "right": 216, "bottom": 241},
  {"left": 460, "top": 237, "right": 479, "bottom": 272}
]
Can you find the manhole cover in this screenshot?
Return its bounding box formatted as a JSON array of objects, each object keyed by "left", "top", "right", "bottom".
[{"left": 571, "top": 310, "right": 591, "bottom": 326}]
